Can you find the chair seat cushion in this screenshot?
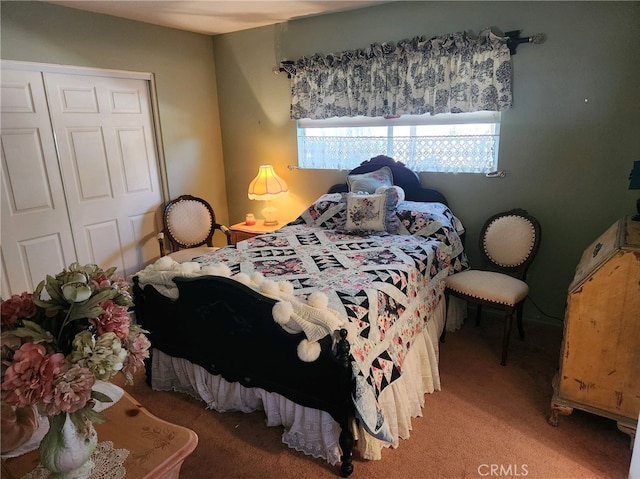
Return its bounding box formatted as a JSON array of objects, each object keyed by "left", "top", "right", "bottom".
[
  {"left": 168, "top": 246, "right": 219, "bottom": 263},
  {"left": 445, "top": 270, "right": 529, "bottom": 306}
]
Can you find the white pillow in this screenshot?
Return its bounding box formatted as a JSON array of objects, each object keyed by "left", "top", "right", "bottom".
[{"left": 346, "top": 167, "right": 393, "bottom": 193}]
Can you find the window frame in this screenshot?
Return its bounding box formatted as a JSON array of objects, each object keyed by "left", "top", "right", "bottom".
[{"left": 297, "top": 111, "right": 501, "bottom": 173}]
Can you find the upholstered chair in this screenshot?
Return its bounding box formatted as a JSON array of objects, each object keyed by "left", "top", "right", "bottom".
[
  {"left": 445, "top": 209, "right": 541, "bottom": 365},
  {"left": 157, "top": 195, "right": 231, "bottom": 262}
]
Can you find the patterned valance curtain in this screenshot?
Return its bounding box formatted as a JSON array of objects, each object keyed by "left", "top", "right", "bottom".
[{"left": 282, "top": 29, "right": 513, "bottom": 120}]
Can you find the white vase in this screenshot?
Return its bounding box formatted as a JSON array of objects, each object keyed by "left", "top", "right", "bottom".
[{"left": 39, "top": 413, "right": 98, "bottom": 479}]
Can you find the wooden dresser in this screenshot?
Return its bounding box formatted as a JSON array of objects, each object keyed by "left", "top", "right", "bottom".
[{"left": 549, "top": 217, "right": 640, "bottom": 442}]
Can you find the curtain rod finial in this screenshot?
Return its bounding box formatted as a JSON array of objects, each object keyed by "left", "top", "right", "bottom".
[{"left": 529, "top": 33, "right": 546, "bottom": 45}]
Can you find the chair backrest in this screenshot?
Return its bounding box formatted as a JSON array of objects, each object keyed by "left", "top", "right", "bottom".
[
  {"left": 163, "top": 195, "right": 216, "bottom": 251},
  {"left": 479, "top": 208, "right": 541, "bottom": 280}
]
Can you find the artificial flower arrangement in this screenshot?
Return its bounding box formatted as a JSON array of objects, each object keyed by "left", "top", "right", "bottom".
[{"left": 0, "top": 262, "right": 150, "bottom": 456}]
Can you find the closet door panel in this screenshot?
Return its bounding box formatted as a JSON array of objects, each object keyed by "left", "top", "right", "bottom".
[
  {"left": 84, "top": 220, "right": 125, "bottom": 271},
  {"left": 0, "top": 69, "right": 77, "bottom": 294},
  {"left": 3, "top": 128, "right": 57, "bottom": 210},
  {"left": 118, "top": 127, "right": 154, "bottom": 193},
  {"left": 44, "top": 72, "right": 162, "bottom": 276},
  {"left": 67, "top": 127, "right": 113, "bottom": 200}
]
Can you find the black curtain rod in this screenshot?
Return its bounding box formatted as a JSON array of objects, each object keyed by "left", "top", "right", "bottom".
[
  {"left": 275, "top": 29, "right": 545, "bottom": 76},
  {"left": 505, "top": 30, "right": 546, "bottom": 55}
]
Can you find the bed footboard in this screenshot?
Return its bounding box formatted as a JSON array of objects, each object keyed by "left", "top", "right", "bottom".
[{"left": 132, "top": 275, "right": 355, "bottom": 476}]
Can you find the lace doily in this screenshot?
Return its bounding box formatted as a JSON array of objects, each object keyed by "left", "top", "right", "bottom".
[{"left": 22, "top": 441, "right": 129, "bottom": 479}]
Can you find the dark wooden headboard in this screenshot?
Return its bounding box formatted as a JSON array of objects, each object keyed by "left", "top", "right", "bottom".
[{"left": 327, "top": 155, "right": 448, "bottom": 205}]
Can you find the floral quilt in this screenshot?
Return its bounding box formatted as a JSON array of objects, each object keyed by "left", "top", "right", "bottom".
[{"left": 192, "top": 197, "right": 468, "bottom": 441}]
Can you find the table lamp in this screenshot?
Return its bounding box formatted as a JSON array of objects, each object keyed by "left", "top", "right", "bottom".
[
  {"left": 247, "top": 165, "right": 289, "bottom": 226},
  {"left": 630, "top": 160, "right": 640, "bottom": 221}
]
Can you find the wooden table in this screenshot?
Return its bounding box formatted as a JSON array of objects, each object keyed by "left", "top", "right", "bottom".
[
  {"left": 229, "top": 220, "right": 281, "bottom": 244},
  {"left": 2, "top": 391, "right": 198, "bottom": 479}
]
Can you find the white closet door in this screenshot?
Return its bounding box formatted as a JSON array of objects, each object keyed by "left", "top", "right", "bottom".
[
  {"left": 0, "top": 69, "right": 77, "bottom": 296},
  {"left": 43, "top": 72, "right": 162, "bottom": 277}
]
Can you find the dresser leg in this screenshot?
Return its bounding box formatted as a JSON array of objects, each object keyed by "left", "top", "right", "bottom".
[
  {"left": 548, "top": 402, "right": 573, "bottom": 426},
  {"left": 617, "top": 422, "right": 637, "bottom": 450}
]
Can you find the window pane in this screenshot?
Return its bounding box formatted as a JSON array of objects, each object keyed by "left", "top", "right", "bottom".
[{"left": 297, "top": 112, "right": 500, "bottom": 173}]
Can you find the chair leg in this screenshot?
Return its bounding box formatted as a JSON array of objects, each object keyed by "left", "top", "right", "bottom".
[
  {"left": 516, "top": 302, "right": 525, "bottom": 340},
  {"left": 475, "top": 304, "right": 483, "bottom": 326},
  {"left": 501, "top": 309, "right": 514, "bottom": 366}
]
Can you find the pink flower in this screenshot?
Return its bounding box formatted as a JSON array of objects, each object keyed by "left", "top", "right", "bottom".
[
  {"left": 122, "top": 332, "right": 151, "bottom": 380},
  {"left": 1, "top": 343, "right": 66, "bottom": 408},
  {"left": 40, "top": 364, "right": 95, "bottom": 416},
  {"left": 89, "top": 300, "right": 131, "bottom": 341},
  {"left": 1, "top": 293, "right": 36, "bottom": 329},
  {"left": 112, "top": 277, "right": 128, "bottom": 289},
  {"left": 91, "top": 275, "right": 112, "bottom": 291}
]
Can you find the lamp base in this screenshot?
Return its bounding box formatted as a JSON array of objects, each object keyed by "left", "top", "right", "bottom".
[
  {"left": 261, "top": 204, "right": 279, "bottom": 226},
  {"left": 634, "top": 198, "right": 640, "bottom": 222}
]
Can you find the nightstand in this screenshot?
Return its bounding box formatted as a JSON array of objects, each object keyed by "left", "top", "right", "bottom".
[{"left": 229, "top": 221, "right": 281, "bottom": 244}]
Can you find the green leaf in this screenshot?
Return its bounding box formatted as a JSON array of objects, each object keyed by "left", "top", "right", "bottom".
[
  {"left": 104, "top": 266, "right": 117, "bottom": 278},
  {"left": 91, "top": 390, "right": 113, "bottom": 404},
  {"left": 33, "top": 276, "right": 67, "bottom": 311},
  {"left": 66, "top": 304, "right": 99, "bottom": 322},
  {"left": 113, "top": 293, "right": 134, "bottom": 308},
  {"left": 66, "top": 289, "right": 117, "bottom": 321},
  {"left": 45, "top": 275, "right": 67, "bottom": 304},
  {"left": 11, "top": 320, "right": 55, "bottom": 344},
  {"left": 82, "top": 408, "right": 108, "bottom": 425},
  {"left": 122, "top": 371, "right": 134, "bottom": 385},
  {"left": 32, "top": 281, "right": 51, "bottom": 308}
]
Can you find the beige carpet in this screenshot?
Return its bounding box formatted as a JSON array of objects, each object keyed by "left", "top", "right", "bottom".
[{"left": 121, "top": 317, "right": 633, "bottom": 478}]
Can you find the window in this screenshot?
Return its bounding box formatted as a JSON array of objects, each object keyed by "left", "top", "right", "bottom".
[{"left": 297, "top": 111, "right": 501, "bottom": 173}]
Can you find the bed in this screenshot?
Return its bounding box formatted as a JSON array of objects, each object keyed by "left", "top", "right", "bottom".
[{"left": 131, "top": 156, "right": 468, "bottom": 476}]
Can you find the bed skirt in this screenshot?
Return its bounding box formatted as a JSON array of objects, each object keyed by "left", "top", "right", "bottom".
[{"left": 150, "top": 296, "right": 464, "bottom": 465}]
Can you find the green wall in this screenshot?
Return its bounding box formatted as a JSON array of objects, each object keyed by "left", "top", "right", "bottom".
[
  {"left": 2, "top": 1, "right": 639, "bottom": 323},
  {"left": 1, "top": 1, "right": 230, "bottom": 239},
  {"left": 213, "top": 1, "right": 640, "bottom": 323}
]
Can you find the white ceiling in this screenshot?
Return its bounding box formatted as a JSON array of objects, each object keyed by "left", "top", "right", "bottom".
[{"left": 47, "top": 1, "right": 388, "bottom": 36}]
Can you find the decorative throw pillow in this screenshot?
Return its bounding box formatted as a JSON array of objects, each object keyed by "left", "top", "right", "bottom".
[
  {"left": 340, "top": 188, "right": 400, "bottom": 234},
  {"left": 346, "top": 166, "right": 394, "bottom": 194},
  {"left": 375, "top": 185, "right": 405, "bottom": 204}
]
